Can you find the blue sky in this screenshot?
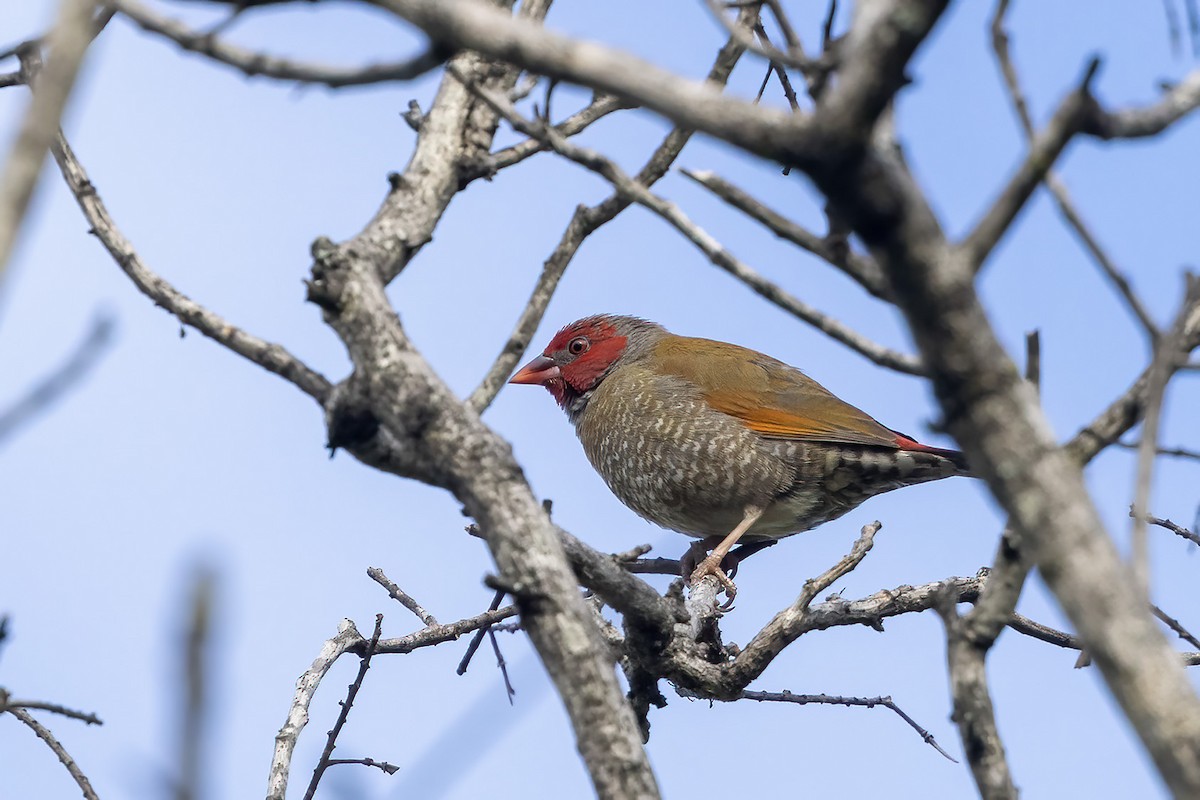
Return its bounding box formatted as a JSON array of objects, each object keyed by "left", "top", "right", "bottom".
[{"left": 2, "top": 1, "right": 1198, "bottom": 798}]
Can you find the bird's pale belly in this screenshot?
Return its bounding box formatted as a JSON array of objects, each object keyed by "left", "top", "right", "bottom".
[{"left": 576, "top": 383, "right": 801, "bottom": 538}]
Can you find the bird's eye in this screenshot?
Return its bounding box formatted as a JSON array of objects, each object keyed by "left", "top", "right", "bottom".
[{"left": 568, "top": 336, "right": 589, "bottom": 355}]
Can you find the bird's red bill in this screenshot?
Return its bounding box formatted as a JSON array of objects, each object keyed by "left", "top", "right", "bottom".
[{"left": 510, "top": 354, "right": 561, "bottom": 385}]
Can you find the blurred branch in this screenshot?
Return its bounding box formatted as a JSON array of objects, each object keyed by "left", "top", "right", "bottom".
[
  {"left": 1086, "top": 68, "right": 1200, "bottom": 138},
  {"left": 0, "top": 0, "right": 110, "bottom": 292},
  {"left": 108, "top": 0, "right": 449, "bottom": 88},
  {"left": 48, "top": 129, "right": 333, "bottom": 404},
  {"left": 1066, "top": 285, "right": 1200, "bottom": 465},
  {"left": 1131, "top": 277, "right": 1198, "bottom": 591},
  {"left": 6, "top": 707, "right": 100, "bottom": 800},
  {"left": 175, "top": 568, "right": 214, "bottom": 800},
  {"left": 0, "top": 314, "right": 114, "bottom": 448},
  {"left": 1153, "top": 604, "right": 1200, "bottom": 651},
  {"left": 453, "top": 71, "right": 924, "bottom": 376}
]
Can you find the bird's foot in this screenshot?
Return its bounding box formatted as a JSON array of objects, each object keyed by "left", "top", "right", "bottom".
[
  {"left": 680, "top": 536, "right": 723, "bottom": 579},
  {"left": 689, "top": 554, "right": 737, "bottom": 609}
]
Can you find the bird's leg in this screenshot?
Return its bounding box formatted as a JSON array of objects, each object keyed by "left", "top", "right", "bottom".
[{"left": 689, "top": 505, "right": 765, "bottom": 603}]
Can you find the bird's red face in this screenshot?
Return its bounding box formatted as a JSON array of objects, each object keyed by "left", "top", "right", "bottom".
[{"left": 509, "top": 316, "right": 629, "bottom": 407}]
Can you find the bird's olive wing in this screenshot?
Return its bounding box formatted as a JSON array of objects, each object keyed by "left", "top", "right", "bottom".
[{"left": 652, "top": 336, "right": 901, "bottom": 448}]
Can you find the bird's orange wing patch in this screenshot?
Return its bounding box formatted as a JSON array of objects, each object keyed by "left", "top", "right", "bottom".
[{"left": 652, "top": 336, "right": 901, "bottom": 448}]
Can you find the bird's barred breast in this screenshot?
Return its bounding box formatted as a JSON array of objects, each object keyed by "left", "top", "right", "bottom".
[{"left": 575, "top": 366, "right": 793, "bottom": 538}]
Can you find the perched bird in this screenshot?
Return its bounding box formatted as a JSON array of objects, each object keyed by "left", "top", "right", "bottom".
[{"left": 509, "top": 315, "right": 970, "bottom": 600}]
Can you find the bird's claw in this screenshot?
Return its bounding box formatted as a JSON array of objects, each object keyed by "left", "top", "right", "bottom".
[{"left": 689, "top": 555, "right": 738, "bottom": 608}]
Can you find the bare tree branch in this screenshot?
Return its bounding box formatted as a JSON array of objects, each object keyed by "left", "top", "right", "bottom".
[
  {"left": 1116, "top": 440, "right": 1200, "bottom": 462},
  {"left": 840, "top": 123, "right": 1200, "bottom": 798},
  {"left": 1152, "top": 605, "right": 1200, "bottom": 651},
  {"left": 679, "top": 168, "right": 890, "bottom": 300},
  {"left": 679, "top": 686, "right": 956, "bottom": 761},
  {"left": 456, "top": 589, "right": 508, "bottom": 674},
  {"left": 956, "top": 58, "right": 1099, "bottom": 273},
  {"left": 367, "top": 567, "right": 440, "bottom": 627},
  {"left": 1143, "top": 513, "right": 1200, "bottom": 548},
  {"left": 108, "top": 0, "right": 449, "bottom": 88},
  {"left": 303, "top": 615, "right": 388, "bottom": 800},
  {"left": 0, "top": 696, "right": 102, "bottom": 726},
  {"left": 726, "top": 522, "right": 881, "bottom": 684},
  {"left": 990, "top": 0, "right": 1159, "bottom": 339},
  {"left": 48, "top": 130, "right": 333, "bottom": 404},
  {"left": 482, "top": 93, "right": 628, "bottom": 177},
  {"left": 7, "top": 707, "right": 100, "bottom": 800},
  {"left": 267, "top": 619, "right": 364, "bottom": 800},
  {"left": 376, "top": 0, "right": 949, "bottom": 170},
  {"left": 454, "top": 73, "right": 924, "bottom": 375},
  {"left": 307, "top": 231, "right": 661, "bottom": 796},
  {"left": 467, "top": 12, "right": 754, "bottom": 412},
  {"left": 1086, "top": 68, "right": 1200, "bottom": 139}
]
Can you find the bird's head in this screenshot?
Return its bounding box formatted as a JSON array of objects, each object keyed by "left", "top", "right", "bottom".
[{"left": 509, "top": 315, "right": 664, "bottom": 419}]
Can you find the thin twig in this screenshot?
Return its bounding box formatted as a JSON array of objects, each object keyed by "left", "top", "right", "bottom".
[
  {"left": 7, "top": 707, "right": 100, "bottom": 800},
  {"left": 303, "top": 615, "right": 388, "bottom": 800},
  {"left": 1140, "top": 511, "right": 1200, "bottom": 547},
  {"left": 325, "top": 757, "right": 400, "bottom": 775},
  {"left": 457, "top": 589, "right": 507, "bottom": 674},
  {"left": 728, "top": 522, "right": 882, "bottom": 681},
  {"left": 752, "top": 23, "right": 801, "bottom": 112},
  {"left": 367, "top": 567, "right": 439, "bottom": 627},
  {"left": 0, "top": 699, "right": 102, "bottom": 725},
  {"left": 109, "top": 0, "right": 447, "bottom": 87},
  {"left": 680, "top": 169, "right": 889, "bottom": 299},
  {"left": 958, "top": 57, "right": 1102, "bottom": 273},
  {"left": 375, "top": 603, "right": 518, "bottom": 655},
  {"left": 684, "top": 687, "right": 956, "bottom": 762},
  {"left": 267, "top": 619, "right": 365, "bottom": 800},
  {"left": 483, "top": 94, "right": 627, "bottom": 176},
  {"left": 989, "top": 0, "right": 1160, "bottom": 339},
  {"left": 1116, "top": 440, "right": 1200, "bottom": 462},
  {"left": 488, "top": 629, "right": 517, "bottom": 704},
  {"left": 49, "top": 129, "right": 333, "bottom": 405},
  {"left": 1152, "top": 605, "right": 1200, "bottom": 651}
]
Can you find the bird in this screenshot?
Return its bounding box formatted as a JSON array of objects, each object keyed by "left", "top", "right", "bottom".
[{"left": 509, "top": 314, "right": 970, "bottom": 602}]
